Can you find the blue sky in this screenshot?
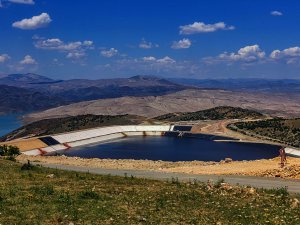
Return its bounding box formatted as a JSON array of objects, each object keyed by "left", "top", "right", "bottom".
[{"left": 0, "top": 0, "right": 300, "bottom": 80}]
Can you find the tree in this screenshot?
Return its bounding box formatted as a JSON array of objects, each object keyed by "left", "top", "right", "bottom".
[{"left": 0, "top": 145, "right": 20, "bottom": 157}]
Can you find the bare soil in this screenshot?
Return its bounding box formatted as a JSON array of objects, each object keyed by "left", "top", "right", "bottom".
[{"left": 25, "top": 89, "right": 300, "bottom": 122}]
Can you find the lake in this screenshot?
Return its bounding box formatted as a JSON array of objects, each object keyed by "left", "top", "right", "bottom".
[
  {"left": 0, "top": 114, "right": 22, "bottom": 137},
  {"left": 63, "top": 136, "right": 280, "bottom": 162}
]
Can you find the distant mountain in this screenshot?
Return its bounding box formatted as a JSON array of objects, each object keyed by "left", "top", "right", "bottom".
[
  {"left": 170, "top": 78, "right": 300, "bottom": 94},
  {"left": 0, "top": 74, "right": 190, "bottom": 114},
  {"left": 0, "top": 73, "right": 62, "bottom": 87},
  {"left": 0, "top": 85, "right": 64, "bottom": 114}
]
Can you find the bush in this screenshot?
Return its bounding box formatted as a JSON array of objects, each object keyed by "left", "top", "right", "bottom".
[
  {"left": 21, "top": 160, "right": 34, "bottom": 170},
  {"left": 0, "top": 145, "right": 20, "bottom": 157},
  {"left": 78, "top": 190, "right": 99, "bottom": 200},
  {"left": 214, "top": 178, "right": 225, "bottom": 188}
]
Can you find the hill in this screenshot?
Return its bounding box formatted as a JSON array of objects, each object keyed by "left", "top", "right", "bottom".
[
  {"left": 0, "top": 85, "right": 64, "bottom": 114},
  {"left": 25, "top": 89, "right": 300, "bottom": 122},
  {"left": 229, "top": 118, "right": 300, "bottom": 147},
  {"left": 154, "top": 106, "right": 265, "bottom": 121},
  {"left": 0, "top": 114, "right": 145, "bottom": 141}
]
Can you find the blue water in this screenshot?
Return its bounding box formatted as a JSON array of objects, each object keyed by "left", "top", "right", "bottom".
[
  {"left": 64, "top": 136, "right": 280, "bottom": 162},
  {"left": 0, "top": 114, "right": 22, "bottom": 137}
]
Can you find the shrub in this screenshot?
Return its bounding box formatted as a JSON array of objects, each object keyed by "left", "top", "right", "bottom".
[
  {"left": 21, "top": 160, "right": 34, "bottom": 170},
  {"left": 214, "top": 178, "right": 225, "bottom": 188},
  {"left": 0, "top": 145, "right": 20, "bottom": 157},
  {"left": 78, "top": 190, "right": 99, "bottom": 200}
]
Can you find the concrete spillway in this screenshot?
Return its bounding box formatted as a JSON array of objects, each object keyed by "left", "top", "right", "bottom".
[{"left": 22, "top": 125, "right": 178, "bottom": 156}]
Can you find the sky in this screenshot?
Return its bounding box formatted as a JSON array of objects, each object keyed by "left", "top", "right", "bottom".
[{"left": 0, "top": 0, "right": 300, "bottom": 80}]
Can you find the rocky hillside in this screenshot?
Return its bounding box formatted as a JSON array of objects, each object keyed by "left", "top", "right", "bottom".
[
  {"left": 25, "top": 89, "right": 300, "bottom": 122},
  {"left": 0, "top": 114, "right": 145, "bottom": 141},
  {"left": 0, "top": 85, "right": 64, "bottom": 114},
  {"left": 229, "top": 118, "right": 300, "bottom": 147},
  {"left": 154, "top": 106, "right": 265, "bottom": 121}
]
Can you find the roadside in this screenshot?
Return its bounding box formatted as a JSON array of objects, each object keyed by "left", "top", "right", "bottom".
[
  {"left": 17, "top": 154, "right": 300, "bottom": 179},
  {"left": 34, "top": 162, "right": 300, "bottom": 193}
]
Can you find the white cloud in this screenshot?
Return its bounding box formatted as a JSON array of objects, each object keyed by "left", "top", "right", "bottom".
[
  {"left": 270, "top": 47, "right": 300, "bottom": 59},
  {"left": 35, "top": 38, "right": 91, "bottom": 51},
  {"left": 271, "top": 11, "right": 283, "bottom": 16},
  {"left": 83, "top": 40, "right": 93, "bottom": 46},
  {"left": 35, "top": 38, "right": 93, "bottom": 60},
  {"left": 66, "top": 52, "right": 86, "bottom": 60},
  {"left": 12, "top": 13, "right": 51, "bottom": 30},
  {"left": 0, "top": 54, "right": 10, "bottom": 63},
  {"left": 270, "top": 47, "right": 300, "bottom": 64},
  {"left": 20, "top": 55, "right": 37, "bottom": 65},
  {"left": 141, "top": 56, "right": 175, "bottom": 64},
  {"left": 179, "top": 21, "right": 235, "bottom": 35},
  {"left": 139, "top": 39, "right": 159, "bottom": 49},
  {"left": 156, "top": 56, "right": 176, "bottom": 64},
  {"left": 101, "top": 48, "right": 118, "bottom": 57},
  {"left": 217, "top": 45, "right": 265, "bottom": 63},
  {"left": 8, "top": 0, "right": 34, "bottom": 4},
  {"left": 142, "top": 56, "right": 156, "bottom": 62},
  {"left": 171, "top": 38, "right": 191, "bottom": 49}
]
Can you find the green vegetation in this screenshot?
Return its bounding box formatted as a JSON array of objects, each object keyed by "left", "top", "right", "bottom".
[
  {"left": 0, "top": 159, "right": 299, "bottom": 224},
  {"left": 1, "top": 114, "right": 145, "bottom": 141},
  {"left": 154, "top": 106, "right": 264, "bottom": 121},
  {"left": 229, "top": 118, "right": 300, "bottom": 147},
  {"left": 0, "top": 145, "right": 20, "bottom": 161}
]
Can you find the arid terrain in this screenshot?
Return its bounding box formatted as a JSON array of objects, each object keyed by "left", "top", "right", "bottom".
[
  {"left": 17, "top": 154, "right": 300, "bottom": 179},
  {"left": 26, "top": 89, "right": 300, "bottom": 122}
]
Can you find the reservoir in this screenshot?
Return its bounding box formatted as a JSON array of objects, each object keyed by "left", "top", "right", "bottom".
[
  {"left": 63, "top": 136, "right": 280, "bottom": 162},
  {"left": 0, "top": 114, "right": 22, "bottom": 137}
]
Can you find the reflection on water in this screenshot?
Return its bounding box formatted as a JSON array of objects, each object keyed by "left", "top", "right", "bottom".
[{"left": 63, "top": 136, "right": 280, "bottom": 162}]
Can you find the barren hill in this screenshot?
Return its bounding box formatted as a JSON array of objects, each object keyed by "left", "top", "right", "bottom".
[{"left": 26, "top": 89, "right": 300, "bottom": 122}]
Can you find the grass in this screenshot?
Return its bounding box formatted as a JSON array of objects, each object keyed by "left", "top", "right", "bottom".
[{"left": 0, "top": 159, "right": 300, "bottom": 224}]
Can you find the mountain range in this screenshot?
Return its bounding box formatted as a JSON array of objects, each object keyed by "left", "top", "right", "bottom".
[
  {"left": 1, "top": 73, "right": 299, "bottom": 116},
  {"left": 0, "top": 74, "right": 189, "bottom": 114}
]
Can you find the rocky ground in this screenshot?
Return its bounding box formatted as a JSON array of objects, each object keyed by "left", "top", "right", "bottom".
[{"left": 17, "top": 154, "right": 300, "bottom": 179}]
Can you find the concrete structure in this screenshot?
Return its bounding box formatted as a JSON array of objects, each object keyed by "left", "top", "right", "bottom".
[
  {"left": 285, "top": 147, "right": 300, "bottom": 157},
  {"left": 22, "top": 125, "right": 178, "bottom": 156}
]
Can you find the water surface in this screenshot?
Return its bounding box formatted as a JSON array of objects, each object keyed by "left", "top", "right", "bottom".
[
  {"left": 63, "top": 136, "right": 280, "bottom": 162},
  {"left": 0, "top": 114, "right": 22, "bottom": 137}
]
